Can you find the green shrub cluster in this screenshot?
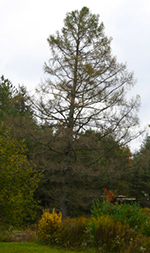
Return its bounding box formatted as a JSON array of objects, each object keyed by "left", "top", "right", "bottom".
[
  {"left": 88, "top": 216, "right": 150, "bottom": 252},
  {"left": 37, "top": 208, "right": 150, "bottom": 252},
  {"left": 91, "top": 199, "right": 149, "bottom": 232}
]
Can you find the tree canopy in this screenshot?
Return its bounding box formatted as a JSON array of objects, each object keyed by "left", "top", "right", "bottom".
[
  {"left": 34, "top": 7, "right": 140, "bottom": 143},
  {"left": 31, "top": 7, "right": 141, "bottom": 217}
]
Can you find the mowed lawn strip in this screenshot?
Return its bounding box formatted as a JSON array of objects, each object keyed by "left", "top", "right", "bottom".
[{"left": 0, "top": 242, "right": 94, "bottom": 253}]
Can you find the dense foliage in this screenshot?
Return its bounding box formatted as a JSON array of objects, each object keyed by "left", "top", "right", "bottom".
[
  {"left": 37, "top": 206, "right": 150, "bottom": 253},
  {"left": 91, "top": 198, "right": 148, "bottom": 232},
  {"left": 0, "top": 125, "right": 41, "bottom": 227}
]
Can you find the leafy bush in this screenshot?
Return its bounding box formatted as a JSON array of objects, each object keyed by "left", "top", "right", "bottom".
[
  {"left": 124, "top": 235, "right": 150, "bottom": 253},
  {"left": 91, "top": 199, "right": 148, "bottom": 231},
  {"left": 37, "top": 194, "right": 150, "bottom": 252},
  {"left": 88, "top": 215, "right": 134, "bottom": 252},
  {"left": 87, "top": 215, "right": 150, "bottom": 252},
  {"left": 37, "top": 211, "right": 150, "bottom": 252},
  {"left": 59, "top": 217, "right": 89, "bottom": 248},
  {"left": 38, "top": 209, "right": 62, "bottom": 244}
]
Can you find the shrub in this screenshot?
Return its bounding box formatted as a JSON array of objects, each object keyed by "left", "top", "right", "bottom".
[
  {"left": 59, "top": 217, "right": 89, "bottom": 248},
  {"left": 103, "top": 188, "right": 116, "bottom": 202},
  {"left": 87, "top": 216, "right": 150, "bottom": 252},
  {"left": 37, "top": 211, "right": 150, "bottom": 252},
  {"left": 0, "top": 227, "right": 13, "bottom": 242},
  {"left": 0, "top": 225, "right": 37, "bottom": 242},
  {"left": 124, "top": 235, "right": 150, "bottom": 253},
  {"left": 38, "top": 208, "right": 62, "bottom": 244},
  {"left": 88, "top": 215, "right": 135, "bottom": 252},
  {"left": 91, "top": 199, "right": 148, "bottom": 231},
  {"left": 138, "top": 208, "right": 150, "bottom": 237}
]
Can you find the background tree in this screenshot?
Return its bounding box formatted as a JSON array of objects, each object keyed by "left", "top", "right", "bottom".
[
  {"left": 0, "top": 75, "right": 17, "bottom": 122},
  {"left": 34, "top": 129, "right": 134, "bottom": 216},
  {"left": 0, "top": 75, "right": 39, "bottom": 159},
  {"left": 129, "top": 136, "right": 150, "bottom": 207},
  {"left": 0, "top": 125, "right": 42, "bottom": 227},
  {"left": 32, "top": 7, "right": 141, "bottom": 217}
]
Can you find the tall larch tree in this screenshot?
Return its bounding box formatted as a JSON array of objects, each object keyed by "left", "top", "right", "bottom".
[{"left": 32, "top": 7, "right": 141, "bottom": 218}]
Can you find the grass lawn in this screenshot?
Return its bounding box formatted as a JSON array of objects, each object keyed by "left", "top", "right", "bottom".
[{"left": 0, "top": 242, "right": 95, "bottom": 253}]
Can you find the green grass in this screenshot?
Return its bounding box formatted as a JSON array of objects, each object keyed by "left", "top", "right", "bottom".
[{"left": 0, "top": 242, "right": 95, "bottom": 253}]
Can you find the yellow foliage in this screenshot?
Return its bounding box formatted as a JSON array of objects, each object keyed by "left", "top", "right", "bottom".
[
  {"left": 141, "top": 207, "right": 150, "bottom": 217},
  {"left": 38, "top": 208, "right": 62, "bottom": 240}
]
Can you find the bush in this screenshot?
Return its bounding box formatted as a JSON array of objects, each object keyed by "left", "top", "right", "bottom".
[
  {"left": 38, "top": 213, "right": 89, "bottom": 248},
  {"left": 37, "top": 211, "right": 150, "bottom": 252},
  {"left": 124, "top": 235, "right": 150, "bottom": 253},
  {"left": 38, "top": 209, "right": 62, "bottom": 244},
  {"left": 88, "top": 215, "right": 135, "bottom": 252},
  {"left": 87, "top": 215, "right": 150, "bottom": 252},
  {"left": 37, "top": 200, "right": 150, "bottom": 252},
  {"left": 59, "top": 217, "right": 89, "bottom": 248},
  {"left": 0, "top": 225, "right": 37, "bottom": 242},
  {"left": 91, "top": 199, "right": 148, "bottom": 231}
]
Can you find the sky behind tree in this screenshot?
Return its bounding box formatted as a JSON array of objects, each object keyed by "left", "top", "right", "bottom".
[{"left": 0, "top": 0, "right": 150, "bottom": 151}]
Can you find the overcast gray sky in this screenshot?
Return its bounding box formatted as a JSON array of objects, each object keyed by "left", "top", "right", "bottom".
[{"left": 0, "top": 0, "right": 150, "bottom": 151}]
